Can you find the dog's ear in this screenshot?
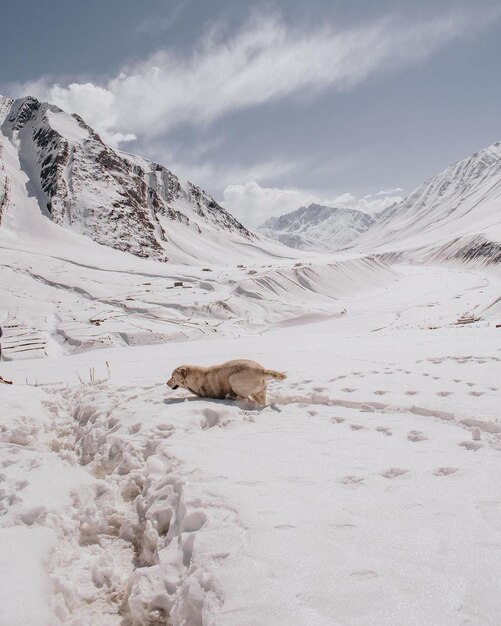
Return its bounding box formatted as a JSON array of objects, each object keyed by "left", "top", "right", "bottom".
[{"left": 178, "top": 367, "right": 187, "bottom": 378}]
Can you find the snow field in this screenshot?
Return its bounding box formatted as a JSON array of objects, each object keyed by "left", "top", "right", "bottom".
[{"left": 0, "top": 219, "right": 500, "bottom": 625}]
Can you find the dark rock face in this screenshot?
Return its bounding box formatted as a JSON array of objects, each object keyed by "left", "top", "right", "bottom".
[{"left": 1, "top": 96, "right": 253, "bottom": 260}]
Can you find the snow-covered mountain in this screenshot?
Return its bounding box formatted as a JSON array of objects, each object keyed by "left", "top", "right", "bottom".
[
  {"left": 258, "top": 203, "right": 375, "bottom": 250},
  {"left": 354, "top": 142, "right": 501, "bottom": 264},
  {"left": 259, "top": 144, "right": 501, "bottom": 265},
  {"left": 0, "top": 95, "right": 284, "bottom": 264}
]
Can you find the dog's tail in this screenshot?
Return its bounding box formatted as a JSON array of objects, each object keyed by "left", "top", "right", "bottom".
[{"left": 262, "top": 369, "right": 287, "bottom": 380}]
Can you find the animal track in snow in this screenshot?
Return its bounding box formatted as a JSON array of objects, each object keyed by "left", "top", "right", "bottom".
[
  {"left": 407, "top": 431, "right": 427, "bottom": 442},
  {"left": 459, "top": 441, "right": 482, "bottom": 451},
  {"left": 340, "top": 475, "right": 365, "bottom": 485},
  {"left": 350, "top": 424, "right": 365, "bottom": 431},
  {"left": 350, "top": 570, "right": 379, "bottom": 579},
  {"left": 405, "top": 390, "right": 418, "bottom": 396},
  {"left": 469, "top": 391, "right": 484, "bottom": 397},
  {"left": 274, "top": 523, "right": 296, "bottom": 530},
  {"left": 434, "top": 467, "right": 458, "bottom": 476},
  {"left": 342, "top": 388, "right": 356, "bottom": 393},
  {"left": 331, "top": 417, "right": 345, "bottom": 424},
  {"left": 373, "top": 390, "right": 388, "bottom": 396},
  {"left": 375, "top": 426, "right": 392, "bottom": 436},
  {"left": 436, "top": 391, "right": 452, "bottom": 397},
  {"left": 381, "top": 468, "right": 408, "bottom": 479}
]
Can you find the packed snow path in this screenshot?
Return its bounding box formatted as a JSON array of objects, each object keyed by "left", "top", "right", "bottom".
[{"left": 1, "top": 263, "right": 500, "bottom": 625}]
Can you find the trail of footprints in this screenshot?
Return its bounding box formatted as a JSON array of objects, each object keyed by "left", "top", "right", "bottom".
[
  {"left": 285, "top": 362, "right": 494, "bottom": 483},
  {"left": 325, "top": 358, "right": 498, "bottom": 486},
  {"left": 329, "top": 359, "right": 499, "bottom": 401},
  {"left": 332, "top": 416, "right": 460, "bottom": 485},
  {"left": 329, "top": 395, "right": 486, "bottom": 485}
]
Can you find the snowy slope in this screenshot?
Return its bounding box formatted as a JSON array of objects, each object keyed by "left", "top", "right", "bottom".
[
  {"left": 2, "top": 89, "right": 501, "bottom": 626},
  {"left": 355, "top": 142, "right": 501, "bottom": 264},
  {"left": 0, "top": 94, "right": 295, "bottom": 264},
  {"left": 1, "top": 263, "right": 500, "bottom": 625},
  {"left": 259, "top": 203, "right": 375, "bottom": 250}
]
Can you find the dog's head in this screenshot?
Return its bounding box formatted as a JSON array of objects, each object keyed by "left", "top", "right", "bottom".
[{"left": 167, "top": 366, "right": 188, "bottom": 390}]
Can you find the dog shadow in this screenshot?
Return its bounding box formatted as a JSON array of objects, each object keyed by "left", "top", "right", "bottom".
[{"left": 163, "top": 395, "right": 279, "bottom": 412}]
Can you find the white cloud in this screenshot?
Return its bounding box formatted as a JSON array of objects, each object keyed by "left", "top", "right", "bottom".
[
  {"left": 11, "top": 9, "right": 488, "bottom": 145},
  {"left": 222, "top": 181, "right": 403, "bottom": 226},
  {"left": 173, "top": 158, "right": 301, "bottom": 191}
]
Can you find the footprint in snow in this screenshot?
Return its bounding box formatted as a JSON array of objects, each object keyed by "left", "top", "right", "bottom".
[
  {"left": 436, "top": 391, "right": 452, "bottom": 397},
  {"left": 405, "top": 390, "right": 418, "bottom": 395},
  {"left": 331, "top": 417, "right": 345, "bottom": 424},
  {"left": 350, "top": 570, "right": 379, "bottom": 579},
  {"left": 340, "top": 475, "right": 365, "bottom": 485},
  {"left": 381, "top": 468, "right": 408, "bottom": 479},
  {"left": 459, "top": 441, "right": 482, "bottom": 451},
  {"left": 375, "top": 426, "right": 392, "bottom": 436},
  {"left": 350, "top": 424, "right": 365, "bottom": 431},
  {"left": 342, "top": 387, "right": 356, "bottom": 393},
  {"left": 373, "top": 390, "right": 388, "bottom": 395},
  {"left": 434, "top": 467, "right": 458, "bottom": 476},
  {"left": 407, "top": 430, "right": 427, "bottom": 442},
  {"left": 469, "top": 391, "right": 484, "bottom": 397},
  {"left": 274, "top": 524, "right": 296, "bottom": 530}
]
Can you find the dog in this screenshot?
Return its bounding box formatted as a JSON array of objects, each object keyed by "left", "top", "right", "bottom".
[{"left": 167, "top": 359, "right": 286, "bottom": 405}]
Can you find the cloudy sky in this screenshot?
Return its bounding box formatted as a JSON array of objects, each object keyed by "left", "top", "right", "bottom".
[{"left": 2, "top": 0, "right": 501, "bottom": 226}]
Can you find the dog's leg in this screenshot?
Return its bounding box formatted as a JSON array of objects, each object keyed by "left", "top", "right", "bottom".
[
  {"left": 228, "top": 372, "right": 257, "bottom": 401},
  {"left": 251, "top": 387, "right": 266, "bottom": 406}
]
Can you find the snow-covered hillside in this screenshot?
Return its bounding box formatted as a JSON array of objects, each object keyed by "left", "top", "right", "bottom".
[
  {"left": 259, "top": 144, "right": 501, "bottom": 265},
  {"left": 0, "top": 94, "right": 293, "bottom": 264},
  {"left": 1, "top": 262, "right": 500, "bottom": 625},
  {"left": 354, "top": 142, "right": 501, "bottom": 264},
  {"left": 1, "top": 90, "right": 501, "bottom": 626},
  {"left": 259, "top": 203, "right": 375, "bottom": 250}
]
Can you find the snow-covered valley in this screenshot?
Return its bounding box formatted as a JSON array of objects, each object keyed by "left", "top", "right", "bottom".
[
  {"left": 1, "top": 91, "right": 501, "bottom": 626},
  {"left": 1, "top": 250, "right": 500, "bottom": 625}
]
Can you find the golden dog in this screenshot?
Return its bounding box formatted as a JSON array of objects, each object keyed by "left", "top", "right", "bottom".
[{"left": 167, "top": 359, "right": 286, "bottom": 405}]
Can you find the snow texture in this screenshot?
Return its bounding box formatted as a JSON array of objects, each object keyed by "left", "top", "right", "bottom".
[{"left": 1, "top": 93, "right": 501, "bottom": 625}]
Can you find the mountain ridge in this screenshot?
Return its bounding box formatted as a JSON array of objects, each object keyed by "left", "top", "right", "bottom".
[
  {"left": 258, "top": 202, "right": 375, "bottom": 251},
  {"left": 0, "top": 94, "right": 264, "bottom": 264}
]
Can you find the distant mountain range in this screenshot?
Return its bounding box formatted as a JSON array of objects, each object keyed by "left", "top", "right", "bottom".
[
  {"left": 354, "top": 142, "right": 501, "bottom": 264},
  {"left": 1, "top": 94, "right": 500, "bottom": 265},
  {"left": 258, "top": 204, "right": 376, "bottom": 251},
  {"left": 259, "top": 143, "right": 501, "bottom": 264},
  {"left": 0, "top": 95, "right": 283, "bottom": 264}
]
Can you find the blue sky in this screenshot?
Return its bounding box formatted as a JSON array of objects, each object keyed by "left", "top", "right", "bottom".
[{"left": 2, "top": 0, "right": 501, "bottom": 225}]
